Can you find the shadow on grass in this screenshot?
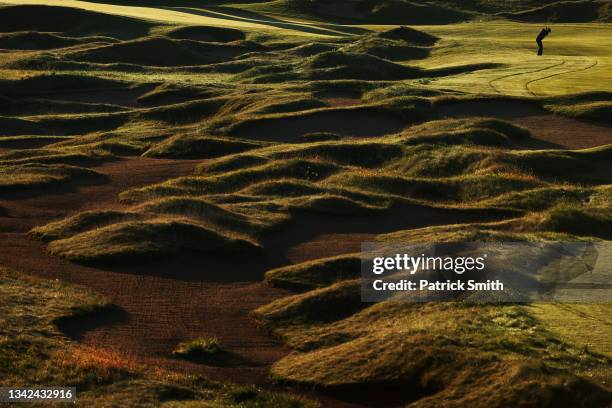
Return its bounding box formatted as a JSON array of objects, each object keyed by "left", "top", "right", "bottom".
[
  {"left": 54, "top": 303, "right": 131, "bottom": 341},
  {"left": 175, "top": 349, "right": 259, "bottom": 368},
  {"left": 0, "top": 167, "right": 111, "bottom": 200},
  {"left": 318, "top": 382, "right": 429, "bottom": 408},
  {"left": 165, "top": 6, "right": 368, "bottom": 37}
]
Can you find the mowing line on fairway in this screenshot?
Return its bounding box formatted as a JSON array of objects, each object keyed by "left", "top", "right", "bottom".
[
  {"left": 525, "top": 58, "right": 600, "bottom": 96},
  {"left": 488, "top": 59, "right": 566, "bottom": 94}
]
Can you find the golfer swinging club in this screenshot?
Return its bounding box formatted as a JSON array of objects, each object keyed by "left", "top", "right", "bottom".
[{"left": 536, "top": 26, "right": 551, "bottom": 56}]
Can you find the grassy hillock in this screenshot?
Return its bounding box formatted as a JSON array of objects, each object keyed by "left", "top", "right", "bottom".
[
  {"left": 543, "top": 93, "right": 612, "bottom": 123},
  {"left": 256, "top": 299, "right": 610, "bottom": 406},
  {"left": 265, "top": 255, "right": 361, "bottom": 290},
  {"left": 143, "top": 134, "right": 264, "bottom": 159},
  {"left": 46, "top": 218, "right": 261, "bottom": 264}
]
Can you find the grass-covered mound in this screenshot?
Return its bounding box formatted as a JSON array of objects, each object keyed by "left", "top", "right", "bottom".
[
  {"left": 376, "top": 26, "right": 439, "bottom": 46},
  {"left": 0, "top": 266, "right": 315, "bottom": 407},
  {"left": 136, "top": 83, "right": 224, "bottom": 106},
  {"left": 342, "top": 36, "right": 430, "bottom": 61},
  {"left": 233, "top": 50, "right": 421, "bottom": 83},
  {"left": 547, "top": 100, "right": 612, "bottom": 124},
  {"left": 233, "top": 48, "right": 496, "bottom": 83},
  {"left": 265, "top": 255, "right": 360, "bottom": 290},
  {"left": 540, "top": 204, "right": 612, "bottom": 239},
  {"left": 536, "top": 93, "right": 612, "bottom": 124},
  {"left": 330, "top": 27, "right": 439, "bottom": 62},
  {"left": 305, "top": 51, "right": 421, "bottom": 80},
  {"left": 46, "top": 218, "right": 261, "bottom": 264},
  {"left": 173, "top": 337, "right": 222, "bottom": 363},
  {"left": 144, "top": 134, "right": 263, "bottom": 159},
  {"left": 183, "top": 26, "right": 480, "bottom": 84},
  {"left": 257, "top": 300, "right": 610, "bottom": 406},
  {"left": 389, "top": 143, "right": 612, "bottom": 183},
  {"left": 0, "top": 163, "right": 106, "bottom": 193}
]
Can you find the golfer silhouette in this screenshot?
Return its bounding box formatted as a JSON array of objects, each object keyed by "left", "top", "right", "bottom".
[{"left": 536, "top": 27, "right": 551, "bottom": 56}]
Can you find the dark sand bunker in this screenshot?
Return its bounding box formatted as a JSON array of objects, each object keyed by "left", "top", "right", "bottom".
[
  {"left": 45, "top": 84, "right": 158, "bottom": 107},
  {"left": 438, "top": 100, "right": 612, "bottom": 149},
  {"left": 232, "top": 107, "right": 406, "bottom": 141}
]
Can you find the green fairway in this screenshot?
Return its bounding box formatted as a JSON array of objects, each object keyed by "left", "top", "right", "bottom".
[{"left": 411, "top": 22, "right": 612, "bottom": 96}]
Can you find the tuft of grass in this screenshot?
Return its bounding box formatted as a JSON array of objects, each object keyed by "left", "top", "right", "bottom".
[
  {"left": 174, "top": 337, "right": 221, "bottom": 359},
  {"left": 144, "top": 134, "right": 263, "bottom": 159}
]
